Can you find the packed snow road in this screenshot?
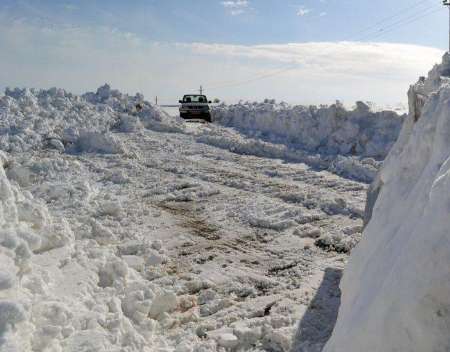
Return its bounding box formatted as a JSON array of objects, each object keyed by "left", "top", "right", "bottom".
[
  {"left": 8, "top": 119, "right": 366, "bottom": 351},
  {"left": 0, "top": 87, "right": 372, "bottom": 351}
]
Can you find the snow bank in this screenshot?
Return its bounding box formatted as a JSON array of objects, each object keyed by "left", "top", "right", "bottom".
[
  {"left": 0, "top": 85, "right": 197, "bottom": 351},
  {"left": 0, "top": 151, "right": 73, "bottom": 350},
  {"left": 324, "top": 54, "right": 450, "bottom": 351},
  {"left": 0, "top": 84, "right": 176, "bottom": 154},
  {"left": 207, "top": 101, "right": 404, "bottom": 182},
  {"left": 212, "top": 100, "right": 404, "bottom": 160}
]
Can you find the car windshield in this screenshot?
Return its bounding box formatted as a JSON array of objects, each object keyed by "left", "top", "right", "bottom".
[{"left": 183, "top": 95, "right": 208, "bottom": 103}]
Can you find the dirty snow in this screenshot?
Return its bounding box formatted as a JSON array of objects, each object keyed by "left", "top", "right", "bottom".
[
  {"left": 0, "top": 83, "right": 396, "bottom": 351},
  {"left": 324, "top": 54, "right": 450, "bottom": 352}
]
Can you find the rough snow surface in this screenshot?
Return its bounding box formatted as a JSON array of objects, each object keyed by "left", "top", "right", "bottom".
[
  {"left": 0, "top": 84, "right": 174, "bottom": 153},
  {"left": 196, "top": 126, "right": 380, "bottom": 183},
  {"left": 324, "top": 54, "right": 450, "bottom": 352},
  {"left": 0, "top": 84, "right": 375, "bottom": 351},
  {"left": 205, "top": 101, "right": 405, "bottom": 182},
  {"left": 212, "top": 100, "right": 404, "bottom": 160}
]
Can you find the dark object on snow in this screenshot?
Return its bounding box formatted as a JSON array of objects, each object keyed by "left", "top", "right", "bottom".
[
  {"left": 135, "top": 103, "right": 143, "bottom": 112},
  {"left": 364, "top": 175, "right": 383, "bottom": 228},
  {"left": 179, "top": 94, "right": 212, "bottom": 122},
  {"left": 264, "top": 301, "right": 276, "bottom": 316},
  {"left": 315, "top": 236, "right": 350, "bottom": 254}
]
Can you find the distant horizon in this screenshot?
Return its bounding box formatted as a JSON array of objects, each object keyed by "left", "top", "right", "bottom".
[
  {"left": 0, "top": 81, "right": 411, "bottom": 112},
  {"left": 0, "top": 0, "right": 447, "bottom": 105}
]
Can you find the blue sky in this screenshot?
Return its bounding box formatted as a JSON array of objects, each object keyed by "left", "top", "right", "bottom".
[
  {"left": 2, "top": 0, "right": 447, "bottom": 47},
  {"left": 0, "top": 0, "right": 447, "bottom": 104}
]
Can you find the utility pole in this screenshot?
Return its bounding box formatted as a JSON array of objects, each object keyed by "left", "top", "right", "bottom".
[
  {"left": 445, "top": 0, "right": 450, "bottom": 52},
  {"left": 199, "top": 85, "right": 203, "bottom": 95},
  {"left": 155, "top": 96, "right": 158, "bottom": 105}
]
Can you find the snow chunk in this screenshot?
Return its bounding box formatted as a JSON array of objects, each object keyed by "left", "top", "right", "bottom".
[
  {"left": 0, "top": 301, "right": 26, "bottom": 332},
  {"left": 0, "top": 272, "right": 14, "bottom": 290},
  {"left": 148, "top": 291, "right": 178, "bottom": 319},
  {"left": 98, "top": 257, "right": 128, "bottom": 288},
  {"left": 293, "top": 224, "right": 322, "bottom": 239},
  {"left": 74, "top": 131, "right": 125, "bottom": 154},
  {"left": 207, "top": 328, "right": 239, "bottom": 349},
  {"left": 90, "top": 220, "right": 116, "bottom": 245},
  {"left": 47, "top": 138, "right": 65, "bottom": 152}
]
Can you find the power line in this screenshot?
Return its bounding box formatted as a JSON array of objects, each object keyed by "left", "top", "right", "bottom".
[
  {"left": 173, "top": 2, "right": 444, "bottom": 95},
  {"left": 444, "top": 0, "right": 450, "bottom": 51},
  {"left": 353, "top": 4, "right": 441, "bottom": 42},
  {"left": 348, "top": 0, "right": 434, "bottom": 40},
  {"left": 207, "top": 65, "right": 298, "bottom": 90},
  {"left": 202, "top": 3, "right": 443, "bottom": 92},
  {"left": 358, "top": 7, "right": 441, "bottom": 42}
]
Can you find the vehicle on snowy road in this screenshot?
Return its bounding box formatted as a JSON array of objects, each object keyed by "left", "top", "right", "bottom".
[{"left": 179, "top": 94, "right": 212, "bottom": 122}]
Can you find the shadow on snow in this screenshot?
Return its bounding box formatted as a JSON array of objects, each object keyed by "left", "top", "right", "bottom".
[{"left": 291, "top": 267, "right": 343, "bottom": 352}]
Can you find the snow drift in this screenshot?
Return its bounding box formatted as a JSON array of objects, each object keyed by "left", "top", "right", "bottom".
[
  {"left": 212, "top": 101, "right": 404, "bottom": 160},
  {"left": 0, "top": 151, "right": 74, "bottom": 350},
  {"left": 0, "top": 86, "right": 193, "bottom": 351},
  {"left": 0, "top": 148, "right": 187, "bottom": 351},
  {"left": 204, "top": 101, "right": 404, "bottom": 182},
  {"left": 324, "top": 54, "right": 450, "bottom": 351},
  {"left": 0, "top": 84, "right": 175, "bottom": 154}
]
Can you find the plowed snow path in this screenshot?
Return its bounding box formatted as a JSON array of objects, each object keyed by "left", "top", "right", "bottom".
[{"left": 16, "top": 122, "right": 367, "bottom": 351}]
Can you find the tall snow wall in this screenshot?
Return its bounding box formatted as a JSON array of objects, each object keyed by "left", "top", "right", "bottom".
[
  {"left": 212, "top": 101, "right": 405, "bottom": 160},
  {"left": 324, "top": 53, "right": 450, "bottom": 352}
]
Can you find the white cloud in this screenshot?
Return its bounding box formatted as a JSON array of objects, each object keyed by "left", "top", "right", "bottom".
[
  {"left": 221, "top": 0, "right": 249, "bottom": 15},
  {"left": 188, "top": 42, "right": 441, "bottom": 79},
  {"left": 63, "top": 4, "right": 78, "bottom": 11},
  {"left": 0, "top": 19, "right": 443, "bottom": 105},
  {"left": 297, "top": 6, "right": 311, "bottom": 17}
]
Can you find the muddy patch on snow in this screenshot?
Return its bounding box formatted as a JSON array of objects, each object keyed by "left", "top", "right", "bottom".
[{"left": 157, "top": 201, "right": 221, "bottom": 240}]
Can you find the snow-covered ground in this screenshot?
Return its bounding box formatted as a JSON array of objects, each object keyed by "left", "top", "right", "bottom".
[
  {"left": 199, "top": 100, "right": 406, "bottom": 182},
  {"left": 0, "top": 85, "right": 375, "bottom": 351},
  {"left": 1, "top": 55, "right": 441, "bottom": 352},
  {"left": 159, "top": 103, "right": 405, "bottom": 184},
  {"left": 324, "top": 54, "right": 450, "bottom": 352}
]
